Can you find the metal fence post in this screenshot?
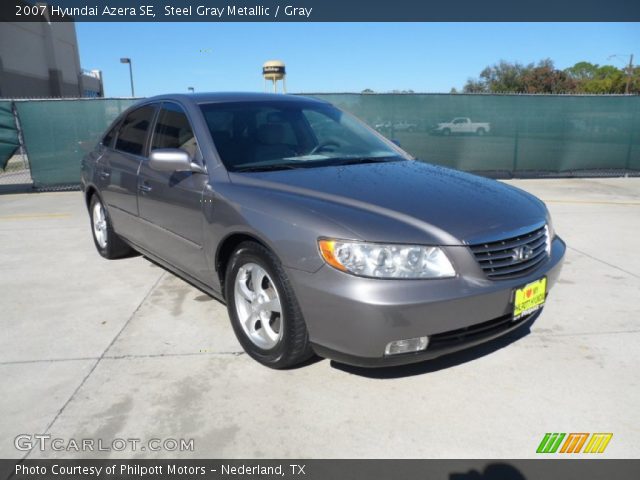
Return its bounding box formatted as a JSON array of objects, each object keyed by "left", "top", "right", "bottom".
[
  {"left": 512, "top": 117, "right": 519, "bottom": 174},
  {"left": 624, "top": 99, "right": 636, "bottom": 171}
]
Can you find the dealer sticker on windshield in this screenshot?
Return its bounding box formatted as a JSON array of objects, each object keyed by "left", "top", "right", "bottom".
[{"left": 513, "top": 277, "right": 547, "bottom": 320}]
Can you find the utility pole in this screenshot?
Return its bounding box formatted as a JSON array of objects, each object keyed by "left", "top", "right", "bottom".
[{"left": 625, "top": 54, "right": 634, "bottom": 95}]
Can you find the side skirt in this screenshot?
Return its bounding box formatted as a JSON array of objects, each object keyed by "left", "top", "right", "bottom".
[{"left": 123, "top": 237, "right": 226, "bottom": 305}]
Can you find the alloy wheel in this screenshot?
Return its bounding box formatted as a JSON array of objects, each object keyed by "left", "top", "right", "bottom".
[
  {"left": 233, "top": 262, "right": 283, "bottom": 349},
  {"left": 92, "top": 201, "right": 108, "bottom": 249}
]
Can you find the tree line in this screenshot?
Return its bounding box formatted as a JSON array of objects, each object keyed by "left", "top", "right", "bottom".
[{"left": 460, "top": 58, "right": 638, "bottom": 94}]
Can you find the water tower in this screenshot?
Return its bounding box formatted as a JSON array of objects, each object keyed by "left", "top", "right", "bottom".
[{"left": 262, "top": 60, "right": 286, "bottom": 93}]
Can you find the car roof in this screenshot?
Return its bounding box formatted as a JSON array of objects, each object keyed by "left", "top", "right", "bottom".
[{"left": 141, "top": 92, "right": 329, "bottom": 106}]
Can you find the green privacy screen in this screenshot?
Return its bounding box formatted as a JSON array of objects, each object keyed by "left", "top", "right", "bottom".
[
  {"left": 15, "top": 99, "right": 138, "bottom": 187},
  {"left": 311, "top": 94, "right": 640, "bottom": 174},
  {"left": 12, "top": 94, "right": 640, "bottom": 187},
  {"left": 0, "top": 101, "right": 19, "bottom": 170}
]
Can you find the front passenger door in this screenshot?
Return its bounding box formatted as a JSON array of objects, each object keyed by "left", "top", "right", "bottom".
[{"left": 137, "top": 102, "right": 209, "bottom": 281}]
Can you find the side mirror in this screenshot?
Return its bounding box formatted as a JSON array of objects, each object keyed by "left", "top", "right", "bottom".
[
  {"left": 391, "top": 139, "right": 402, "bottom": 147},
  {"left": 149, "top": 149, "right": 204, "bottom": 173}
]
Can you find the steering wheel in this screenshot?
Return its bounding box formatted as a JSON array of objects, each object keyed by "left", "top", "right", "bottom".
[{"left": 309, "top": 141, "right": 340, "bottom": 155}]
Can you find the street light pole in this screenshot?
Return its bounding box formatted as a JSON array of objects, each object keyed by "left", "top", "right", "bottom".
[
  {"left": 608, "top": 54, "right": 635, "bottom": 94},
  {"left": 120, "top": 57, "right": 135, "bottom": 97},
  {"left": 625, "top": 54, "right": 634, "bottom": 95}
]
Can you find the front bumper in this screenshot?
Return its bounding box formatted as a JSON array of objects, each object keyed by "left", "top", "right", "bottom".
[{"left": 286, "top": 236, "right": 566, "bottom": 367}]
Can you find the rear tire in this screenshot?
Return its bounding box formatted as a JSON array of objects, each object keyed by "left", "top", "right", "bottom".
[
  {"left": 89, "top": 194, "right": 135, "bottom": 259},
  {"left": 476, "top": 128, "right": 486, "bottom": 136},
  {"left": 225, "top": 241, "right": 314, "bottom": 369}
]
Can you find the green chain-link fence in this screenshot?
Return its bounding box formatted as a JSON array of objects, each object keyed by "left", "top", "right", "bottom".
[
  {"left": 311, "top": 94, "right": 640, "bottom": 175},
  {"left": 0, "top": 100, "right": 31, "bottom": 191},
  {"left": 1, "top": 94, "right": 638, "bottom": 191},
  {"left": 0, "top": 101, "right": 19, "bottom": 169},
  {"left": 13, "top": 99, "right": 138, "bottom": 189}
]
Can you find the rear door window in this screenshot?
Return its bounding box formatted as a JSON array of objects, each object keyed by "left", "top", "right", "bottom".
[{"left": 115, "top": 105, "right": 156, "bottom": 156}]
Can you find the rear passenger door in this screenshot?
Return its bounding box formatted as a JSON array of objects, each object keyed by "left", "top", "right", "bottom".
[
  {"left": 137, "top": 102, "right": 209, "bottom": 281},
  {"left": 99, "top": 104, "right": 156, "bottom": 237}
]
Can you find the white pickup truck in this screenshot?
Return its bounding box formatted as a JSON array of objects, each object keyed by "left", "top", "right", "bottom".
[{"left": 432, "top": 117, "right": 490, "bottom": 136}]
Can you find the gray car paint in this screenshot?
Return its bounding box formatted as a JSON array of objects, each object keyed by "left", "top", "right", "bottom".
[{"left": 81, "top": 92, "right": 565, "bottom": 366}]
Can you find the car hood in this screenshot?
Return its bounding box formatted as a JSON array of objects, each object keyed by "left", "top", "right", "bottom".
[{"left": 228, "top": 160, "right": 547, "bottom": 245}]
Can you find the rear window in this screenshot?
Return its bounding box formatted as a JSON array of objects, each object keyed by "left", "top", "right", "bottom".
[{"left": 115, "top": 105, "right": 156, "bottom": 156}]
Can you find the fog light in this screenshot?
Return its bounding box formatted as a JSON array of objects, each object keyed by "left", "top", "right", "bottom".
[{"left": 384, "top": 336, "right": 429, "bottom": 356}]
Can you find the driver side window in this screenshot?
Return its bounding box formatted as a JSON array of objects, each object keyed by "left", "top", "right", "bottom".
[{"left": 152, "top": 103, "right": 198, "bottom": 160}]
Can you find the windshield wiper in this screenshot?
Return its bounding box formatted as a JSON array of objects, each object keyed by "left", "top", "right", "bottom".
[
  {"left": 234, "top": 157, "right": 401, "bottom": 172},
  {"left": 333, "top": 156, "right": 400, "bottom": 166},
  {"left": 233, "top": 163, "right": 301, "bottom": 173}
]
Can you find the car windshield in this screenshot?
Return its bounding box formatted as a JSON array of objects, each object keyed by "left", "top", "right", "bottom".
[{"left": 199, "top": 100, "right": 406, "bottom": 172}]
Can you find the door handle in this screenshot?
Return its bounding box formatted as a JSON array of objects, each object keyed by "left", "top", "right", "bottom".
[
  {"left": 99, "top": 171, "right": 110, "bottom": 179},
  {"left": 138, "top": 184, "right": 152, "bottom": 193}
]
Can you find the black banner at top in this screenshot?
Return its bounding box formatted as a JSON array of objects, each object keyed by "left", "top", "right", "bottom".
[{"left": 3, "top": 0, "right": 640, "bottom": 22}]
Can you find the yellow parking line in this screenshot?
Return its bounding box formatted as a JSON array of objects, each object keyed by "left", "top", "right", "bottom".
[
  {"left": 544, "top": 199, "right": 640, "bottom": 206},
  {"left": 0, "top": 213, "right": 71, "bottom": 220}
]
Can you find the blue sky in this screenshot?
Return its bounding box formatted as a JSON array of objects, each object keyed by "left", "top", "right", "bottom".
[{"left": 76, "top": 22, "right": 639, "bottom": 97}]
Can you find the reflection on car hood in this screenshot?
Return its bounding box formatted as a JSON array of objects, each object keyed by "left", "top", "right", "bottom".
[{"left": 229, "top": 160, "right": 547, "bottom": 244}]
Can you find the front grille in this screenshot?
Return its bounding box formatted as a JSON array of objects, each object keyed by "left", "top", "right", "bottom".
[{"left": 470, "top": 225, "right": 549, "bottom": 280}]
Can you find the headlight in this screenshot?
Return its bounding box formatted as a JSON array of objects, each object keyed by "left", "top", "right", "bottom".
[
  {"left": 546, "top": 215, "right": 555, "bottom": 240},
  {"left": 318, "top": 239, "right": 456, "bottom": 279},
  {"left": 545, "top": 215, "right": 555, "bottom": 256}
]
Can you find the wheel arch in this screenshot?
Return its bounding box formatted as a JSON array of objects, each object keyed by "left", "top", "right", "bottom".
[
  {"left": 215, "top": 232, "right": 272, "bottom": 299},
  {"left": 84, "top": 184, "right": 100, "bottom": 210}
]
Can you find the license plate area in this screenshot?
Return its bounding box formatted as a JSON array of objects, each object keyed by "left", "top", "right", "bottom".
[{"left": 513, "top": 277, "right": 547, "bottom": 320}]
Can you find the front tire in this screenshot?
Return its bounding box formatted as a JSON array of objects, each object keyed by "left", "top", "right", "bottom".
[
  {"left": 89, "top": 194, "right": 135, "bottom": 259},
  {"left": 225, "top": 241, "right": 313, "bottom": 369}
]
